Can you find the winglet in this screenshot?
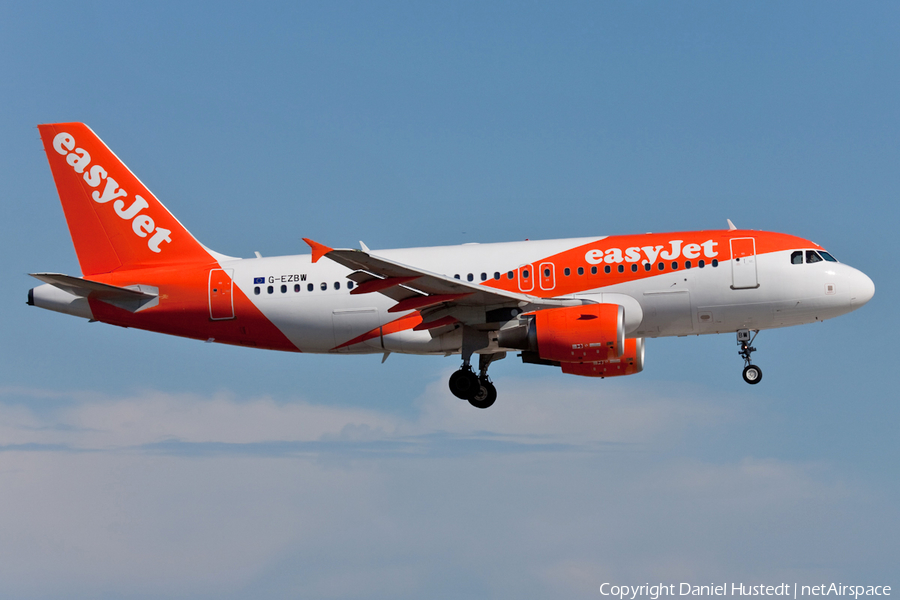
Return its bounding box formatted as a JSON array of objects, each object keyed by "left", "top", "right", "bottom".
[
  {"left": 727, "top": 219, "right": 737, "bottom": 231},
  {"left": 303, "top": 238, "right": 333, "bottom": 263}
]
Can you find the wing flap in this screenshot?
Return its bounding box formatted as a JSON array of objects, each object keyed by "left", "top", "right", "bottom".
[
  {"left": 351, "top": 275, "right": 420, "bottom": 295},
  {"left": 388, "top": 293, "right": 472, "bottom": 313}
]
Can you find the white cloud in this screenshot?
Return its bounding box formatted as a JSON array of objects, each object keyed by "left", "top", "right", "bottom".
[
  {"left": 0, "top": 379, "right": 894, "bottom": 599},
  {"left": 0, "top": 387, "right": 401, "bottom": 449},
  {"left": 412, "top": 374, "right": 739, "bottom": 445},
  {"left": 0, "top": 375, "right": 739, "bottom": 452}
]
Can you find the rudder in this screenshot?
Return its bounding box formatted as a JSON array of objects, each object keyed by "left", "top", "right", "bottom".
[{"left": 38, "top": 123, "right": 214, "bottom": 275}]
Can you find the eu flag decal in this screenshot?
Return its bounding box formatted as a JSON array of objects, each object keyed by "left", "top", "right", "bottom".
[{"left": 253, "top": 277, "right": 265, "bottom": 284}]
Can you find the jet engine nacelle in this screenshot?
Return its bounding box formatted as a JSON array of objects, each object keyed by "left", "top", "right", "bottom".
[
  {"left": 499, "top": 303, "right": 625, "bottom": 363},
  {"left": 560, "top": 338, "right": 645, "bottom": 378}
]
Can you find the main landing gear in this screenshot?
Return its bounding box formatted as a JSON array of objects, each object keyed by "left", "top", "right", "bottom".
[
  {"left": 449, "top": 353, "right": 503, "bottom": 409},
  {"left": 737, "top": 329, "right": 762, "bottom": 385}
]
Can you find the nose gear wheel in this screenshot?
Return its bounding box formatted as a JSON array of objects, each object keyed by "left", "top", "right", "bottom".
[
  {"left": 742, "top": 364, "right": 762, "bottom": 384},
  {"left": 737, "top": 329, "right": 762, "bottom": 385}
]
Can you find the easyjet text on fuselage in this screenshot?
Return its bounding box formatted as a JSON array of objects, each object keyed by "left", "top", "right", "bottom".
[{"left": 584, "top": 239, "right": 719, "bottom": 265}]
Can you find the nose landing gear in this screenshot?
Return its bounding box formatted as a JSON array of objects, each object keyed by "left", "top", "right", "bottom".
[
  {"left": 737, "top": 329, "right": 762, "bottom": 384},
  {"left": 449, "top": 352, "right": 503, "bottom": 409}
]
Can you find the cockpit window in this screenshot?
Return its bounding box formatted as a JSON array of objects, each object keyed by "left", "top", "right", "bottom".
[
  {"left": 819, "top": 251, "right": 838, "bottom": 262},
  {"left": 806, "top": 250, "right": 823, "bottom": 264},
  {"left": 791, "top": 251, "right": 803, "bottom": 265}
]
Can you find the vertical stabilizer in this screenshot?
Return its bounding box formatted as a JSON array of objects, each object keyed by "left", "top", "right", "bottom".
[{"left": 38, "top": 123, "right": 214, "bottom": 275}]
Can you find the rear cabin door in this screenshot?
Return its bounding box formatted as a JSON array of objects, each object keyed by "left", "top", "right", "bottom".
[
  {"left": 730, "top": 238, "right": 759, "bottom": 289},
  {"left": 209, "top": 269, "right": 235, "bottom": 320}
]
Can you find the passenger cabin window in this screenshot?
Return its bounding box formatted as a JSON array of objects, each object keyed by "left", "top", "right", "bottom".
[
  {"left": 334, "top": 282, "right": 340, "bottom": 290},
  {"left": 604, "top": 265, "right": 611, "bottom": 274},
  {"left": 806, "top": 250, "right": 823, "bottom": 264},
  {"left": 564, "top": 268, "right": 571, "bottom": 276},
  {"left": 494, "top": 272, "right": 500, "bottom": 280},
  {"left": 712, "top": 259, "right": 719, "bottom": 267},
  {"left": 685, "top": 261, "right": 692, "bottom": 269},
  {"left": 254, "top": 286, "right": 260, "bottom": 295},
  {"left": 591, "top": 266, "right": 598, "bottom": 275},
  {"left": 320, "top": 282, "right": 327, "bottom": 291},
  {"left": 294, "top": 284, "right": 301, "bottom": 292},
  {"left": 631, "top": 264, "right": 638, "bottom": 272},
  {"left": 348, "top": 281, "right": 354, "bottom": 290},
  {"left": 699, "top": 260, "right": 705, "bottom": 268},
  {"left": 507, "top": 271, "right": 514, "bottom": 279},
  {"left": 281, "top": 285, "right": 287, "bottom": 293},
  {"left": 267, "top": 285, "right": 274, "bottom": 294},
  {"left": 467, "top": 273, "right": 474, "bottom": 282},
  {"left": 481, "top": 273, "right": 487, "bottom": 281},
  {"left": 578, "top": 267, "right": 584, "bottom": 275},
  {"left": 307, "top": 283, "right": 314, "bottom": 291},
  {"left": 644, "top": 263, "right": 651, "bottom": 272}
]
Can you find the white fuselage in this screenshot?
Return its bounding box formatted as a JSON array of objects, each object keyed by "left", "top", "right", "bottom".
[{"left": 217, "top": 237, "right": 872, "bottom": 355}]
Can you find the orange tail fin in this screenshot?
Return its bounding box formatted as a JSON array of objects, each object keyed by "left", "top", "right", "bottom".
[{"left": 38, "top": 123, "right": 215, "bottom": 275}]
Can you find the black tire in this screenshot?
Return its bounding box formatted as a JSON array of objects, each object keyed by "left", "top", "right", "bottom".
[
  {"left": 468, "top": 379, "right": 497, "bottom": 409},
  {"left": 742, "top": 365, "right": 763, "bottom": 385},
  {"left": 449, "top": 369, "right": 480, "bottom": 399}
]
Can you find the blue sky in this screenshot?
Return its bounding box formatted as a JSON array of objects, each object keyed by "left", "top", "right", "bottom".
[{"left": 0, "top": 2, "right": 897, "bottom": 598}]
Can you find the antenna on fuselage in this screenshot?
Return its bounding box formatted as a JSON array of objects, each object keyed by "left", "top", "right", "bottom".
[{"left": 727, "top": 219, "right": 737, "bottom": 231}]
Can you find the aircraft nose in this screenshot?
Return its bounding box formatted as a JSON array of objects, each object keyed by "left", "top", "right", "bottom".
[{"left": 850, "top": 269, "right": 875, "bottom": 306}]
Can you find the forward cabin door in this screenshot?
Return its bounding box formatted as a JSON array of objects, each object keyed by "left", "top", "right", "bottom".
[
  {"left": 730, "top": 238, "right": 759, "bottom": 289},
  {"left": 209, "top": 268, "right": 235, "bottom": 320}
]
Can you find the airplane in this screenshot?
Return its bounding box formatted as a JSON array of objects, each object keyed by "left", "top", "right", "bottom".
[{"left": 27, "top": 123, "right": 875, "bottom": 408}]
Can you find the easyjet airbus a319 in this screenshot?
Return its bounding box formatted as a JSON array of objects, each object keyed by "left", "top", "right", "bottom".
[{"left": 28, "top": 123, "right": 875, "bottom": 408}]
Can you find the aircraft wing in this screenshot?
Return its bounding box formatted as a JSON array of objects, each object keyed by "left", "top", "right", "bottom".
[{"left": 304, "top": 239, "right": 577, "bottom": 329}]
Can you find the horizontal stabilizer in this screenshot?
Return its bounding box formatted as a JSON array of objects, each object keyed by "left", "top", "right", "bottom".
[{"left": 29, "top": 273, "right": 159, "bottom": 313}]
